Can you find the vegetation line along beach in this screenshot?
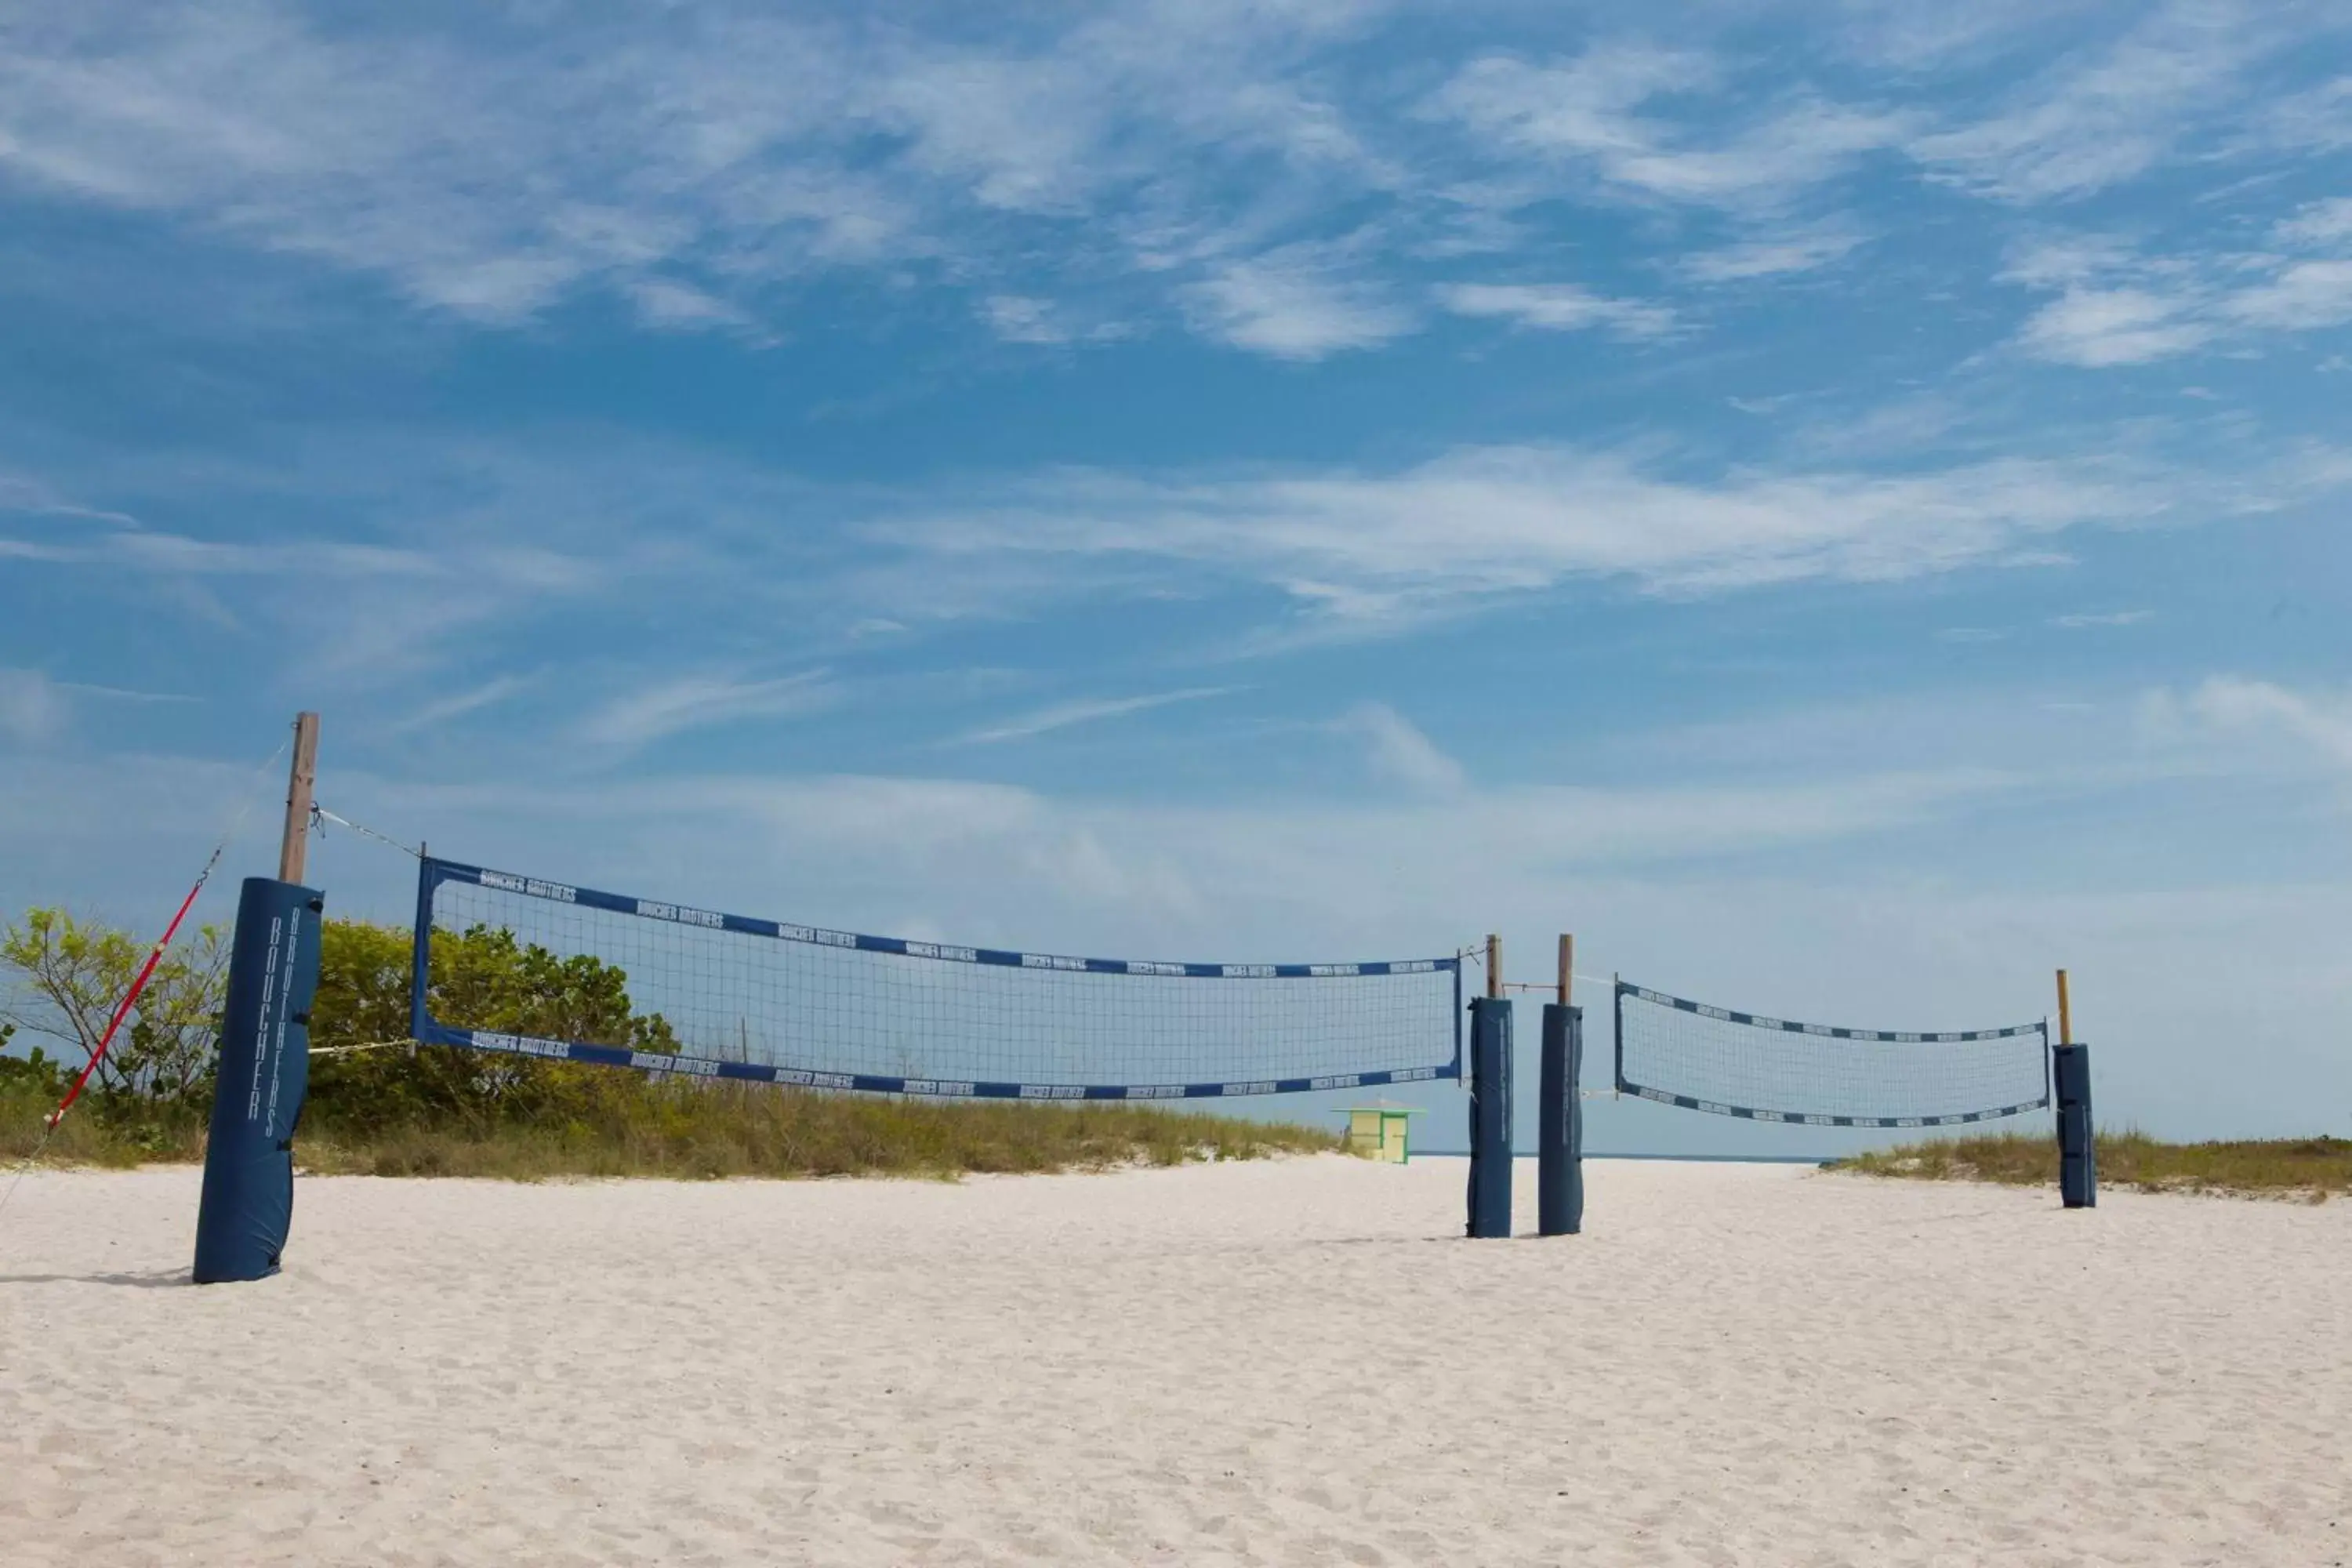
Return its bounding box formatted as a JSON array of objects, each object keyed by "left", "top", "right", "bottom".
[
  {"left": 1837, "top": 1131, "right": 2351, "bottom": 1199},
  {"left": 11, "top": 907, "right": 2344, "bottom": 1193},
  {"left": 2, "top": 909, "right": 1337, "bottom": 1180}
]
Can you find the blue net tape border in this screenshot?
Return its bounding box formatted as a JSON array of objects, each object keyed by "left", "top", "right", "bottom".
[
  {"left": 1617, "top": 982, "right": 2045, "bottom": 1044},
  {"left": 414, "top": 1022, "right": 1452, "bottom": 1100},
  {"left": 1615, "top": 1081, "right": 2048, "bottom": 1128},
  {"left": 423, "top": 857, "right": 1460, "bottom": 982}
]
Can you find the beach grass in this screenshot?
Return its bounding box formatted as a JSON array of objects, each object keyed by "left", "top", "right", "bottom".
[
  {"left": 0, "top": 1084, "right": 209, "bottom": 1167},
  {"left": 1836, "top": 1129, "right": 2352, "bottom": 1199},
  {"left": 2, "top": 1079, "right": 1341, "bottom": 1181}
]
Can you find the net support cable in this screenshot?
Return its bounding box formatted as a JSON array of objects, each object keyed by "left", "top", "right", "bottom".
[
  {"left": 412, "top": 856, "right": 1463, "bottom": 1101},
  {"left": 1613, "top": 980, "right": 2050, "bottom": 1128}
]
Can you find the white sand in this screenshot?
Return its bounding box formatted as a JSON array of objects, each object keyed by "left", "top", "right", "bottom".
[{"left": 2, "top": 1158, "right": 2347, "bottom": 1566}]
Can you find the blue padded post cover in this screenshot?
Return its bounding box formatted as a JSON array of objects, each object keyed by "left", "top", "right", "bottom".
[
  {"left": 193, "top": 878, "right": 321, "bottom": 1284},
  {"left": 1465, "top": 997, "right": 1513, "bottom": 1239},
  {"left": 2052, "top": 1042, "right": 2095, "bottom": 1210},
  {"left": 1538, "top": 1003, "right": 1584, "bottom": 1236}
]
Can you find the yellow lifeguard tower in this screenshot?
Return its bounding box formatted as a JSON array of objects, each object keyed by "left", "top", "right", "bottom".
[{"left": 1338, "top": 1100, "right": 1425, "bottom": 1163}]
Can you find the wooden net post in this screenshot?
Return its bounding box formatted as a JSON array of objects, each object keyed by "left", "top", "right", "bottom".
[{"left": 278, "top": 712, "right": 320, "bottom": 884}]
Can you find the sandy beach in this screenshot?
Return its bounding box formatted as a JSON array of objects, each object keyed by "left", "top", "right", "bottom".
[{"left": 2, "top": 1156, "right": 2346, "bottom": 1566}]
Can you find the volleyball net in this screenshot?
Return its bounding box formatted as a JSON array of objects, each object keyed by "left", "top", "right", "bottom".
[
  {"left": 408, "top": 856, "right": 1461, "bottom": 1100},
  {"left": 1613, "top": 980, "right": 2049, "bottom": 1128}
]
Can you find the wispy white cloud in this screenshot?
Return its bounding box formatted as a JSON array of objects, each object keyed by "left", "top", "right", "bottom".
[
  {"left": 2053, "top": 609, "right": 2153, "bottom": 628},
  {"left": 1426, "top": 43, "right": 1710, "bottom": 179},
  {"left": 874, "top": 441, "right": 2275, "bottom": 631},
  {"left": 1181, "top": 245, "right": 1415, "bottom": 358},
  {"left": 2263, "top": 72, "right": 2352, "bottom": 153},
  {"left": 2164, "top": 676, "right": 2352, "bottom": 771},
  {"left": 581, "top": 672, "right": 840, "bottom": 749},
  {"left": 1429, "top": 45, "right": 1913, "bottom": 215},
  {"left": 2002, "top": 205, "right": 2352, "bottom": 365},
  {"left": 1998, "top": 233, "right": 2147, "bottom": 290},
  {"left": 629, "top": 279, "right": 753, "bottom": 332},
  {"left": 0, "top": 470, "right": 142, "bottom": 527},
  {"left": 2, "top": 2, "right": 2343, "bottom": 371},
  {"left": 2220, "top": 260, "right": 2352, "bottom": 330},
  {"left": 1828, "top": 0, "right": 2080, "bottom": 72},
  {"left": 981, "top": 295, "right": 1071, "bottom": 345},
  {"left": 1434, "top": 281, "right": 1676, "bottom": 338},
  {"left": 2275, "top": 196, "right": 2352, "bottom": 246},
  {"left": 0, "top": 459, "right": 609, "bottom": 685},
  {"left": 1909, "top": 2, "right": 2273, "bottom": 202},
  {"left": 12, "top": 409, "right": 2343, "bottom": 697},
  {"left": 389, "top": 673, "right": 535, "bottom": 735},
  {"left": 0, "top": 470, "right": 602, "bottom": 593},
  {"left": 1682, "top": 222, "right": 1870, "bottom": 281},
  {"left": 2, "top": 527, "right": 443, "bottom": 579},
  {"left": 1338, "top": 702, "right": 1467, "bottom": 796},
  {"left": 2018, "top": 286, "right": 2212, "bottom": 366},
  {"left": 0, "top": 1, "right": 1406, "bottom": 357},
  {"left": 958, "top": 687, "right": 1233, "bottom": 746}
]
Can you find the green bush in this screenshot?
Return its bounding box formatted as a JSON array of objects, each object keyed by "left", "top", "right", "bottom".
[
  {"left": 0, "top": 1030, "right": 65, "bottom": 1098},
  {"left": 307, "top": 919, "right": 677, "bottom": 1135}
]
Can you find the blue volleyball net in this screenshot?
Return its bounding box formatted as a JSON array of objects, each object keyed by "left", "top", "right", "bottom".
[
  {"left": 1613, "top": 980, "right": 2049, "bottom": 1128},
  {"left": 409, "top": 856, "right": 1461, "bottom": 1100}
]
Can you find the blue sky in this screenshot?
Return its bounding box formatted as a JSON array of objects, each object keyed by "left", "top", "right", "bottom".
[{"left": 2, "top": 0, "right": 2349, "bottom": 1146}]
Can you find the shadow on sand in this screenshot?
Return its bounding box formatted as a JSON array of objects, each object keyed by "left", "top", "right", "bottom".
[{"left": 0, "top": 1268, "right": 191, "bottom": 1289}]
